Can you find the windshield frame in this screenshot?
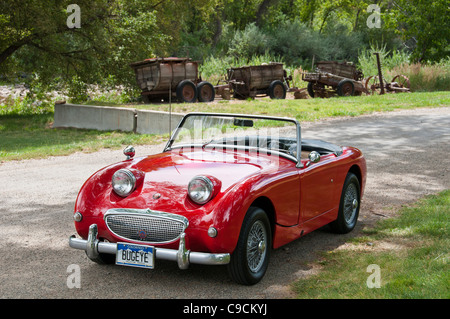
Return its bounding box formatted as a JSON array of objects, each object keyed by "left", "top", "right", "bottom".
[{"left": 163, "top": 112, "right": 302, "bottom": 166}]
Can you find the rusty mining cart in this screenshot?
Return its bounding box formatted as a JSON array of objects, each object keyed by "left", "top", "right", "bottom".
[
  {"left": 302, "top": 61, "right": 367, "bottom": 98},
  {"left": 215, "top": 62, "right": 291, "bottom": 100},
  {"left": 130, "top": 57, "right": 215, "bottom": 103}
]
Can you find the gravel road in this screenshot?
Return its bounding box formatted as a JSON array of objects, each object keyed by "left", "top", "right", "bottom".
[{"left": 0, "top": 106, "right": 449, "bottom": 299}]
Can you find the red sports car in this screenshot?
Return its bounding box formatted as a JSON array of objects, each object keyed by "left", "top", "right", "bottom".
[{"left": 69, "top": 112, "right": 366, "bottom": 285}]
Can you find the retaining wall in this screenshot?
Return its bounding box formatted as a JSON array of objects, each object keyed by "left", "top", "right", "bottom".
[{"left": 53, "top": 103, "right": 185, "bottom": 135}]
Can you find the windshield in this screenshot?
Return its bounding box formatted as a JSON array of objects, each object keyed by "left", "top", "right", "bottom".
[{"left": 165, "top": 113, "right": 301, "bottom": 163}]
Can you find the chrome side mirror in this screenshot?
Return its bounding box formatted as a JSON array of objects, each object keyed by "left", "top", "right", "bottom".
[
  {"left": 123, "top": 145, "right": 135, "bottom": 160},
  {"left": 308, "top": 151, "right": 321, "bottom": 163}
]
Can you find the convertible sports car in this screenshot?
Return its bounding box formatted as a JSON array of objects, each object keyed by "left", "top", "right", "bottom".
[{"left": 69, "top": 112, "right": 366, "bottom": 285}]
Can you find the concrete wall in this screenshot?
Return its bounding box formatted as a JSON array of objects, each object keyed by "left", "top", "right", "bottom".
[
  {"left": 53, "top": 103, "right": 137, "bottom": 132},
  {"left": 53, "top": 103, "right": 186, "bottom": 135},
  {"left": 136, "top": 109, "right": 185, "bottom": 135}
]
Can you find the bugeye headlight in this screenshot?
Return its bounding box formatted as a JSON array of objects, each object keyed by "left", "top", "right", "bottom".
[
  {"left": 112, "top": 169, "right": 136, "bottom": 197},
  {"left": 188, "top": 176, "right": 214, "bottom": 205}
]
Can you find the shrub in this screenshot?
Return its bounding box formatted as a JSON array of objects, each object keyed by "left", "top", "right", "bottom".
[{"left": 386, "top": 60, "right": 450, "bottom": 92}]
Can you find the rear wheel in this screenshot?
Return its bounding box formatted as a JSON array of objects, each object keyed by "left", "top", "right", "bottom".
[
  {"left": 176, "top": 80, "right": 197, "bottom": 103},
  {"left": 307, "top": 82, "right": 315, "bottom": 98},
  {"left": 228, "top": 207, "right": 271, "bottom": 285},
  {"left": 330, "top": 173, "right": 360, "bottom": 234},
  {"left": 268, "top": 80, "right": 286, "bottom": 99},
  {"left": 197, "top": 81, "right": 215, "bottom": 102},
  {"left": 337, "top": 79, "right": 355, "bottom": 96}
]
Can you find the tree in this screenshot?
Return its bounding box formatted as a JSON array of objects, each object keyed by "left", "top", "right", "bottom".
[
  {"left": 0, "top": 0, "right": 178, "bottom": 87},
  {"left": 388, "top": 0, "right": 450, "bottom": 62}
]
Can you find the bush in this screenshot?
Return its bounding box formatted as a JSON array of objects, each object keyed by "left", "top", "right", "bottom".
[
  {"left": 227, "top": 23, "right": 269, "bottom": 58},
  {"left": 387, "top": 60, "right": 450, "bottom": 92}
]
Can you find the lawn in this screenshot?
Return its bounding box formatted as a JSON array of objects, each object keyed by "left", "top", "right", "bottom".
[
  {"left": 127, "top": 91, "right": 450, "bottom": 121},
  {"left": 0, "top": 114, "right": 167, "bottom": 161},
  {"left": 292, "top": 190, "right": 450, "bottom": 299},
  {"left": 1, "top": 91, "right": 449, "bottom": 161}
]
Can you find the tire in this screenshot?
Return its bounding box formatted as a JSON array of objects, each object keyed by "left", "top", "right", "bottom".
[
  {"left": 176, "top": 80, "right": 197, "bottom": 103},
  {"left": 197, "top": 81, "right": 215, "bottom": 102},
  {"left": 307, "top": 82, "right": 316, "bottom": 98},
  {"left": 268, "top": 80, "right": 286, "bottom": 99},
  {"left": 337, "top": 79, "right": 355, "bottom": 97},
  {"left": 330, "top": 172, "right": 360, "bottom": 234},
  {"left": 227, "top": 207, "right": 272, "bottom": 285}
]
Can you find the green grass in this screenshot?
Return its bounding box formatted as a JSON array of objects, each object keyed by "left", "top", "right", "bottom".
[
  {"left": 0, "top": 113, "right": 166, "bottom": 161},
  {"left": 129, "top": 91, "right": 450, "bottom": 122},
  {"left": 0, "top": 91, "right": 448, "bottom": 161},
  {"left": 292, "top": 190, "right": 450, "bottom": 299}
]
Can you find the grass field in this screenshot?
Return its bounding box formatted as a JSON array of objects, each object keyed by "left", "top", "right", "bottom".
[
  {"left": 0, "top": 114, "right": 167, "bottom": 161},
  {"left": 128, "top": 91, "right": 450, "bottom": 121},
  {"left": 1, "top": 91, "right": 449, "bottom": 161},
  {"left": 292, "top": 190, "right": 450, "bottom": 299}
]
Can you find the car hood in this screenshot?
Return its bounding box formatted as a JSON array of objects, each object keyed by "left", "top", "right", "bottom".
[
  {"left": 131, "top": 148, "right": 276, "bottom": 192},
  {"left": 76, "top": 148, "right": 284, "bottom": 216}
]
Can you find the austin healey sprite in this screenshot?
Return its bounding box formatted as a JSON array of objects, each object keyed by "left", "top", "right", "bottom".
[{"left": 69, "top": 112, "right": 366, "bottom": 285}]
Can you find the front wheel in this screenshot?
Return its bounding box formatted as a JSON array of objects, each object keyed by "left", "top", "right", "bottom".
[
  {"left": 228, "top": 207, "right": 271, "bottom": 285},
  {"left": 330, "top": 172, "right": 360, "bottom": 234}
]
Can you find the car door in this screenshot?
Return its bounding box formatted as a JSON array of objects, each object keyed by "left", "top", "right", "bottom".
[{"left": 298, "top": 153, "right": 338, "bottom": 223}]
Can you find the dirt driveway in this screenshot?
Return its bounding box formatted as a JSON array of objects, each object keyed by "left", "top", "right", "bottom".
[{"left": 0, "top": 106, "right": 449, "bottom": 299}]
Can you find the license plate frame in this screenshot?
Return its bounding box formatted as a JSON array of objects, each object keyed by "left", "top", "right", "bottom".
[{"left": 116, "top": 242, "right": 155, "bottom": 269}]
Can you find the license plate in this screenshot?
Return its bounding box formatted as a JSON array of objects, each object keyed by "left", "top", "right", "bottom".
[{"left": 116, "top": 243, "right": 155, "bottom": 269}]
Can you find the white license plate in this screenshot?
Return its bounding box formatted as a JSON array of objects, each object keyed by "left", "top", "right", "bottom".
[{"left": 116, "top": 243, "right": 155, "bottom": 269}]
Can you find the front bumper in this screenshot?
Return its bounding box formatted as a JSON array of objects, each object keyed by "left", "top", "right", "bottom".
[{"left": 69, "top": 224, "right": 230, "bottom": 269}]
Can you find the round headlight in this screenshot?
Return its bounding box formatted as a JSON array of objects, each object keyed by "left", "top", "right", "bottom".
[
  {"left": 188, "top": 176, "right": 214, "bottom": 204},
  {"left": 112, "top": 169, "right": 136, "bottom": 197}
]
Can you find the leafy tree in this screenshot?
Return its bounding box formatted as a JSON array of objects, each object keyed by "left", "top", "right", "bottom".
[
  {"left": 386, "top": 0, "right": 449, "bottom": 62},
  {"left": 0, "top": 0, "right": 183, "bottom": 87}
]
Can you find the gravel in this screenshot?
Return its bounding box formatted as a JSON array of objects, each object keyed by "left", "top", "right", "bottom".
[{"left": 0, "top": 106, "right": 449, "bottom": 299}]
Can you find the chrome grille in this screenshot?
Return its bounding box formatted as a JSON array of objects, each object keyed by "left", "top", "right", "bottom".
[{"left": 104, "top": 209, "right": 188, "bottom": 244}]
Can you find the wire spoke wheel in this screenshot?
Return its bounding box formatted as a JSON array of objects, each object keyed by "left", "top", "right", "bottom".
[
  {"left": 343, "top": 183, "right": 358, "bottom": 224},
  {"left": 365, "top": 76, "right": 382, "bottom": 95},
  {"left": 330, "top": 172, "right": 360, "bottom": 234},
  {"left": 246, "top": 220, "right": 267, "bottom": 273},
  {"left": 228, "top": 207, "right": 271, "bottom": 285},
  {"left": 392, "top": 74, "right": 410, "bottom": 89}
]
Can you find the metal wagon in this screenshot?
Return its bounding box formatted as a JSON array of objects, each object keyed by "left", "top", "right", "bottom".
[
  {"left": 302, "top": 61, "right": 367, "bottom": 98},
  {"left": 222, "top": 62, "right": 290, "bottom": 99},
  {"left": 130, "top": 57, "right": 215, "bottom": 103}
]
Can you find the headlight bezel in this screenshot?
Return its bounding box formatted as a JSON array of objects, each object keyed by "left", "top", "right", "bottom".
[
  {"left": 112, "top": 168, "right": 137, "bottom": 197},
  {"left": 188, "top": 175, "right": 215, "bottom": 205}
]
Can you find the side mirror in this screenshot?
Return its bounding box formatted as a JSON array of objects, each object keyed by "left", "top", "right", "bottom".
[{"left": 308, "top": 151, "right": 321, "bottom": 163}]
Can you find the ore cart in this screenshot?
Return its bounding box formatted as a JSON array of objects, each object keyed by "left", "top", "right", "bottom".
[
  {"left": 226, "top": 62, "right": 290, "bottom": 99},
  {"left": 302, "top": 61, "right": 367, "bottom": 98},
  {"left": 130, "top": 57, "right": 215, "bottom": 103}
]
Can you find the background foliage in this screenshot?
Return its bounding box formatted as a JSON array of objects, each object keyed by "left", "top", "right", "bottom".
[{"left": 0, "top": 0, "right": 449, "bottom": 111}]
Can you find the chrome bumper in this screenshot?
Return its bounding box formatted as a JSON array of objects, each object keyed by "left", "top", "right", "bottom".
[{"left": 69, "top": 224, "right": 230, "bottom": 269}]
